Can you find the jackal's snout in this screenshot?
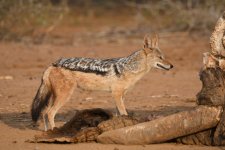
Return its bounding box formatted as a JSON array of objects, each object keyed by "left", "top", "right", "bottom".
[{"left": 155, "top": 60, "right": 173, "bottom": 71}]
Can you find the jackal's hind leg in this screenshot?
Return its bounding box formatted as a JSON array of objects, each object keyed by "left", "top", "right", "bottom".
[
  {"left": 112, "top": 90, "right": 128, "bottom": 115},
  {"left": 42, "top": 99, "right": 54, "bottom": 131},
  {"left": 47, "top": 79, "right": 76, "bottom": 130},
  {"left": 43, "top": 113, "right": 50, "bottom": 131},
  {"left": 47, "top": 88, "right": 74, "bottom": 130}
]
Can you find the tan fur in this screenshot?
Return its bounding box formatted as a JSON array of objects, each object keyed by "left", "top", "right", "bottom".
[{"left": 33, "top": 34, "right": 173, "bottom": 131}]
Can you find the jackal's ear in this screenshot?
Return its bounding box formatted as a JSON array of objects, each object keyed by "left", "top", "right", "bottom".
[
  {"left": 150, "top": 33, "right": 159, "bottom": 48},
  {"left": 143, "top": 35, "right": 149, "bottom": 48}
]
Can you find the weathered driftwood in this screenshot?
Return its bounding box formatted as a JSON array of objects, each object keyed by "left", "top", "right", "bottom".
[
  {"left": 203, "top": 11, "right": 225, "bottom": 70},
  {"left": 176, "top": 129, "right": 214, "bottom": 146},
  {"left": 97, "top": 106, "right": 222, "bottom": 145},
  {"left": 203, "top": 52, "right": 217, "bottom": 68},
  {"left": 183, "top": 111, "right": 225, "bottom": 146},
  {"left": 176, "top": 110, "right": 225, "bottom": 146},
  {"left": 176, "top": 67, "right": 225, "bottom": 146},
  {"left": 213, "top": 110, "right": 225, "bottom": 146},
  {"left": 174, "top": 11, "right": 225, "bottom": 145},
  {"left": 31, "top": 108, "right": 112, "bottom": 143},
  {"left": 197, "top": 68, "right": 225, "bottom": 106},
  {"left": 210, "top": 11, "right": 225, "bottom": 57},
  {"left": 176, "top": 68, "right": 225, "bottom": 146},
  {"left": 30, "top": 109, "right": 140, "bottom": 143},
  {"left": 30, "top": 106, "right": 223, "bottom": 145},
  {"left": 203, "top": 52, "right": 225, "bottom": 70}
]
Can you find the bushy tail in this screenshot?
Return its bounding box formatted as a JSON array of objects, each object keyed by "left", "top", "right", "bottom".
[{"left": 31, "top": 79, "right": 51, "bottom": 122}]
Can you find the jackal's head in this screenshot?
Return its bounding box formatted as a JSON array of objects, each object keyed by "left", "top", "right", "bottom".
[{"left": 143, "top": 34, "right": 173, "bottom": 71}]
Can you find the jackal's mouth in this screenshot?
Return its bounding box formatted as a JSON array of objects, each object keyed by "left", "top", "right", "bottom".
[{"left": 156, "top": 63, "right": 171, "bottom": 70}]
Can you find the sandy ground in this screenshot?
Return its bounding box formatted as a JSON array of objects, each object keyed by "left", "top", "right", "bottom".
[{"left": 0, "top": 32, "right": 223, "bottom": 149}]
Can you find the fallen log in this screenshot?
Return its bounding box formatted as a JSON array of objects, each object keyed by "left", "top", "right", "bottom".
[
  {"left": 176, "top": 110, "right": 225, "bottom": 146},
  {"left": 176, "top": 129, "right": 214, "bottom": 146},
  {"left": 97, "top": 106, "right": 222, "bottom": 145},
  {"left": 29, "top": 109, "right": 140, "bottom": 143},
  {"left": 213, "top": 110, "right": 225, "bottom": 146},
  {"left": 176, "top": 67, "right": 225, "bottom": 146}
]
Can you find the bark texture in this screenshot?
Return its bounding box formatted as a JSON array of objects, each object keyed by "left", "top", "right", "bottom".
[
  {"left": 97, "top": 106, "right": 222, "bottom": 145},
  {"left": 210, "top": 11, "right": 225, "bottom": 56},
  {"left": 31, "top": 109, "right": 140, "bottom": 143},
  {"left": 177, "top": 68, "right": 225, "bottom": 146},
  {"left": 197, "top": 68, "right": 225, "bottom": 106}
]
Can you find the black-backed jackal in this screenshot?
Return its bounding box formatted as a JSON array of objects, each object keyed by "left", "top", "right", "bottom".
[{"left": 31, "top": 34, "right": 173, "bottom": 131}]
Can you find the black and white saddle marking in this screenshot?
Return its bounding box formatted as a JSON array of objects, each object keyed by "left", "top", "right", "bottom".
[{"left": 52, "top": 50, "right": 141, "bottom": 76}]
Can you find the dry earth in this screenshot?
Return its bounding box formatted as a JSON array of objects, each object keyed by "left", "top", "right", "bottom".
[{"left": 0, "top": 32, "right": 223, "bottom": 149}]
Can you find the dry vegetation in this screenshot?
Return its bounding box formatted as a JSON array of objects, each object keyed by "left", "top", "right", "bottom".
[{"left": 0, "top": 0, "right": 224, "bottom": 42}]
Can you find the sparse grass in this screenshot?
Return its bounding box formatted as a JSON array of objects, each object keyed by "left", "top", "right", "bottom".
[
  {"left": 0, "top": 0, "right": 67, "bottom": 41},
  {"left": 0, "top": 0, "right": 224, "bottom": 42}
]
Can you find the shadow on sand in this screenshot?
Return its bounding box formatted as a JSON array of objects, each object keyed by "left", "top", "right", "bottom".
[{"left": 0, "top": 105, "right": 194, "bottom": 130}]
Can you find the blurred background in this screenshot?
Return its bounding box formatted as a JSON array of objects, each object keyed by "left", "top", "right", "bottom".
[{"left": 0, "top": 0, "right": 224, "bottom": 44}]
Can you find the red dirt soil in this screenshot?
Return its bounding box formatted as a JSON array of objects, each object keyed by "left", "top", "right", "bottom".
[{"left": 0, "top": 31, "right": 222, "bottom": 149}]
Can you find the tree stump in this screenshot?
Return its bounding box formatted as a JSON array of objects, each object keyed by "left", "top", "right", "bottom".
[
  {"left": 177, "top": 68, "right": 225, "bottom": 146},
  {"left": 178, "top": 11, "right": 225, "bottom": 146},
  {"left": 197, "top": 68, "right": 225, "bottom": 106}
]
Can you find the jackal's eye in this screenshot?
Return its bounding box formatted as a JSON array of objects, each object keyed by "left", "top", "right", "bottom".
[{"left": 159, "top": 56, "right": 163, "bottom": 59}]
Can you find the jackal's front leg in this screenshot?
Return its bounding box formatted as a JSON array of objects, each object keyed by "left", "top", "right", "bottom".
[{"left": 112, "top": 90, "right": 128, "bottom": 115}]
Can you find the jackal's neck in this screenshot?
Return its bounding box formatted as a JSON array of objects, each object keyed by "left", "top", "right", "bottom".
[{"left": 122, "top": 49, "right": 148, "bottom": 74}]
